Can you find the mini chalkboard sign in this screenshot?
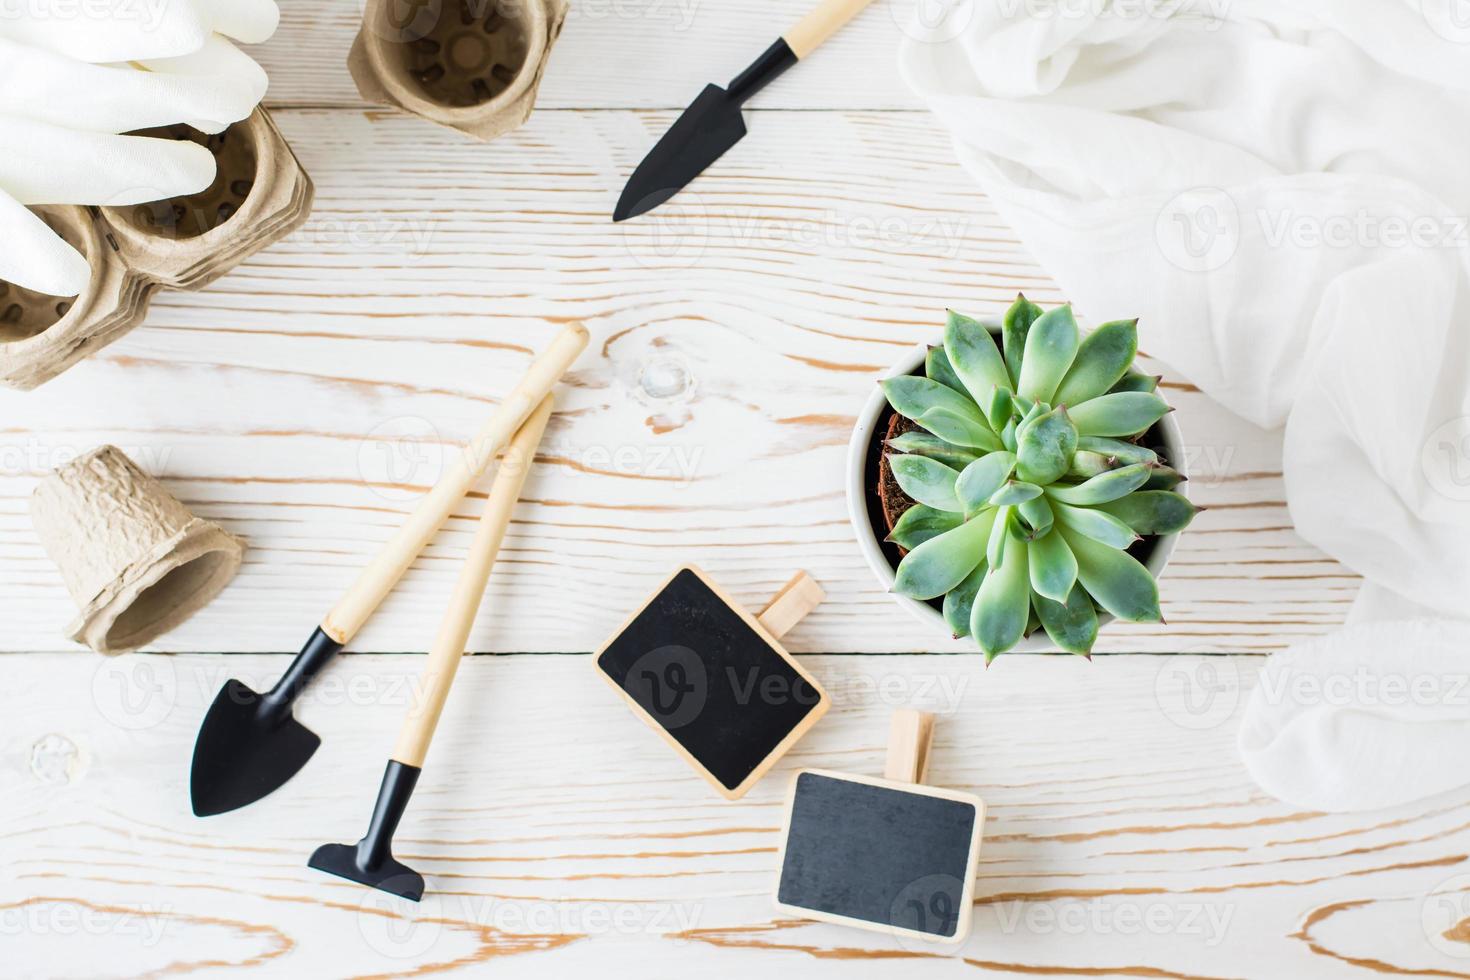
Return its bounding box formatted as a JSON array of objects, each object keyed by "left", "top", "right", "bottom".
[
  {"left": 774, "top": 710, "right": 984, "bottom": 944},
  {"left": 593, "top": 565, "right": 829, "bottom": 799}
]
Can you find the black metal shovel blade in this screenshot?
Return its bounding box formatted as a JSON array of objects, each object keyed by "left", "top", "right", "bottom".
[
  {"left": 189, "top": 679, "right": 320, "bottom": 816},
  {"left": 614, "top": 84, "right": 748, "bottom": 222},
  {"left": 308, "top": 842, "right": 425, "bottom": 902}
]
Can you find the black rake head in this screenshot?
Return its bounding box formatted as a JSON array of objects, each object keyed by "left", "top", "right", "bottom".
[{"left": 308, "top": 841, "right": 425, "bottom": 902}]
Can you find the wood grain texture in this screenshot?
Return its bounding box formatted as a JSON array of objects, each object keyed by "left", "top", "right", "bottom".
[
  {"left": 257, "top": 0, "right": 921, "bottom": 110},
  {"left": 6, "top": 653, "right": 1469, "bottom": 976},
  {"left": 0, "top": 107, "right": 1354, "bottom": 654},
  {"left": 0, "top": 3, "right": 1414, "bottom": 977}
]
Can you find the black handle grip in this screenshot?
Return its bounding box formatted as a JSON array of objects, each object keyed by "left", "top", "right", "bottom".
[{"left": 260, "top": 627, "right": 343, "bottom": 723}]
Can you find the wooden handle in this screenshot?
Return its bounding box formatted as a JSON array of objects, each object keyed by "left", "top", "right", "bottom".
[
  {"left": 783, "top": 0, "right": 876, "bottom": 59},
  {"left": 755, "top": 571, "right": 825, "bottom": 640},
  {"left": 321, "top": 321, "right": 587, "bottom": 644},
  {"left": 883, "top": 708, "right": 935, "bottom": 784},
  {"left": 390, "top": 395, "right": 554, "bottom": 768}
]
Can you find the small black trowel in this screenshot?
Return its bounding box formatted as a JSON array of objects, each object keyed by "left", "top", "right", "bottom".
[
  {"left": 614, "top": 0, "right": 878, "bottom": 222},
  {"left": 309, "top": 397, "right": 552, "bottom": 901},
  {"left": 189, "top": 323, "right": 587, "bottom": 817}
]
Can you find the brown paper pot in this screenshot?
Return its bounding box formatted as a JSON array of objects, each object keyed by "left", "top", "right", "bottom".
[
  {"left": 30, "top": 445, "right": 245, "bottom": 654},
  {"left": 0, "top": 206, "right": 146, "bottom": 392},
  {"left": 0, "top": 107, "right": 314, "bottom": 391},
  {"left": 102, "top": 109, "right": 313, "bottom": 291},
  {"left": 349, "top": 0, "right": 566, "bottom": 141}
]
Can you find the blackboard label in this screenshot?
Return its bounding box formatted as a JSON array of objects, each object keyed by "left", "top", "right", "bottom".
[
  {"left": 595, "top": 567, "right": 828, "bottom": 797},
  {"left": 775, "top": 769, "right": 984, "bottom": 943}
]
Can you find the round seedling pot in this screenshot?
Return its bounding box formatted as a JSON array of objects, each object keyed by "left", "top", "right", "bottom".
[
  {"left": 0, "top": 205, "right": 139, "bottom": 391},
  {"left": 0, "top": 109, "right": 312, "bottom": 391},
  {"left": 0, "top": 207, "right": 101, "bottom": 348},
  {"left": 845, "top": 318, "right": 1189, "bottom": 650},
  {"left": 351, "top": 0, "right": 566, "bottom": 142},
  {"left": 103, "top": 109, "right": 314, "bottom": 291},
  {"left": 30, "top": 445, "right": 245, "bottom": 653}
]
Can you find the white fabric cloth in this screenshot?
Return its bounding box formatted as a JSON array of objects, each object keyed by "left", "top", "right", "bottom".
[
  {"left": 0, "top": 4, "right": 276, "bottom": 296},
  {"left": 1239, "top": 620, "right": 1470, "bottom": 812},
  {"left": 899, "top": 0, "right": 1470, "bottom": 810}
]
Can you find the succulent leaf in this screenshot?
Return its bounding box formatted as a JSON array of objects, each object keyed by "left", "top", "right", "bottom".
[
  {"left": 1001, "top": 418, "right": 1018, "bottom": 452},
  {"left": 985, "top": 387, "right": 1013, "bottom": 433},
  {"left": 1053, "top": 318, "right": 1138, "bottom": 406},
  {"left": 881, "top": 376, "right": 1000, "bottom": 451},
  {"left": 1044, "top": 462, "right": 1150, "bottom": 505},
  {"left": 986, "top": 505, "right": 1013, "bottom": 568},
  {"left": 887, "top": 504, "right": 964, "bottom": 550},
  {"left": 888, "top": 454, "right": 963, "bottom": 512},
  {"left": 887, "top": 431, "right": 981, "bottom": 470},
  {"left": 1053, "top": 500, "right": 1140, "bottom": 549},
  {"left": 944, "top": 311, "right": 1012, "bottom": 403},
  {"left": 1027, "top": 527, "right": 1077, "bottom": 603},
  {"left": 884, "top": 375, "right": 972, "bottom": 421},
  {"left": 973, "top": 522, "right": 1031, "bottom": 661},
  {"left": 1142, "top": 465, "right": 1185, "bottom": 491},
  {"left": 990, "top": 480, "right": 1043, "bottom": 506},
  {"left": 1067, "top": 450, "right": 1116, "bottom": 480},
  {"left": 926, "top": 346, "right": 967, "bottom": 395},
  {"left": 922, "top": 410, "right": 1005, "bottom": 452},
  {"left": 942, "top": 561, "right": 988, "bottom": 638},
  {"left": 1097, "top": 490, "right": 1198, "bottom": 535},
  {"left": 955, "top": 451, "right": 1016, "bottom": 513},
  {"left": 1033, "top": 585, "right": 1099, "bottom": 656},
  {"left": 893, "top": 508, "right": 997, "bottom": 600},
  {"left": 1068, "top": 391, "right": 1171, "bottom": 438},
  {"left": 1110, "top": 370, "right": 1159, "bottom": 393},
  {"left": 1077, "top": 436, "right": 1158, "bottom": 466},
  {"left": 1018, "top": 305, "right": 1079, "bottom": 403},
  {"left": 1016, "top": 405, "right": 1078, "bottom": 485},
  {"left": 1059, "top": 524, "right": 1162, "bottom": 623},
  {"left": 1001, "top": 294, "right": 1043, "bottom": 387},
  {"left": 1017, "top": 494, "right": 1054, "bottom": 537}
]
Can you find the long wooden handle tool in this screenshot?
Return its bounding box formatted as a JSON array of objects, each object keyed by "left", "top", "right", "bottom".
[
  {"left": 307, "top": 396, "right": 554, "bottom": 901},
  {"left": 190, "top": 323, "right": 585, "bottom": 817}
]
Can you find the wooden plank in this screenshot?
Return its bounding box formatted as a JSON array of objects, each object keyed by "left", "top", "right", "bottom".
[
  {"left": 0, "top": 107, "right": 1355, "bottom": 653},
  {"left": 258, "top": 0, "right": 922, "bottom": 110},
  {"left": 5, "top": 652, "right": 1467, "bottom": 976}
]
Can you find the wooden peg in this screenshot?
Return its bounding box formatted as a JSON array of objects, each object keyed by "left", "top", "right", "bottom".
[
  {"left": 755, "top": 571, "right": 825, "bottom": 640},
  {"left": 883, "top": 708, "right": 935, "bottom": 785}
]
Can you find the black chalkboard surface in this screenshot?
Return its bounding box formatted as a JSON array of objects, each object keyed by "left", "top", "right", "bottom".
[
  {"left": 775, "top": 770, "right": 983, "bottom": 942},
  {"left": 594, "top": 566, "right": 829, "bottom": 798}
]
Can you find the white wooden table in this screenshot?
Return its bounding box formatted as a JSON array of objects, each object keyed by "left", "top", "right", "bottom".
[{"left": 5, "top": 2, "right": 1468, "bottom": 976}]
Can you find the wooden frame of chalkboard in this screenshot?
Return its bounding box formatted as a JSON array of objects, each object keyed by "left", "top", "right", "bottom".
[
  {"left": 592, "top": 565, "right": 829, "bottom": 800},
  {"left": 773, "top": 768, "right": 984, "bottom": 943}
]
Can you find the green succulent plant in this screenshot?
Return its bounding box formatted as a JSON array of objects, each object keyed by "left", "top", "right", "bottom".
[{"left": 881, "top": 295, "right": 1198, "bottom": 661}]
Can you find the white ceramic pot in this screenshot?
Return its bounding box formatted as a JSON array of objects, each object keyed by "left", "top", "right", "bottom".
[{"left": 844, "top": 318, "right": 1188, "bottom": 649}]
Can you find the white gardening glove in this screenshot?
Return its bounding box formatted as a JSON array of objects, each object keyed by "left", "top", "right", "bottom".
[
  {"left": 0, "top": 0, "right": 278, "bottom": 296},
  {"left": 0, "top": 115, "right": 215, "bottom": 295},
  {"left": 0, "top": 0, "right": 278, "bottom": 63},
  {"left": 0, "top": 36, "right": 267, "bottom": 135}
]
